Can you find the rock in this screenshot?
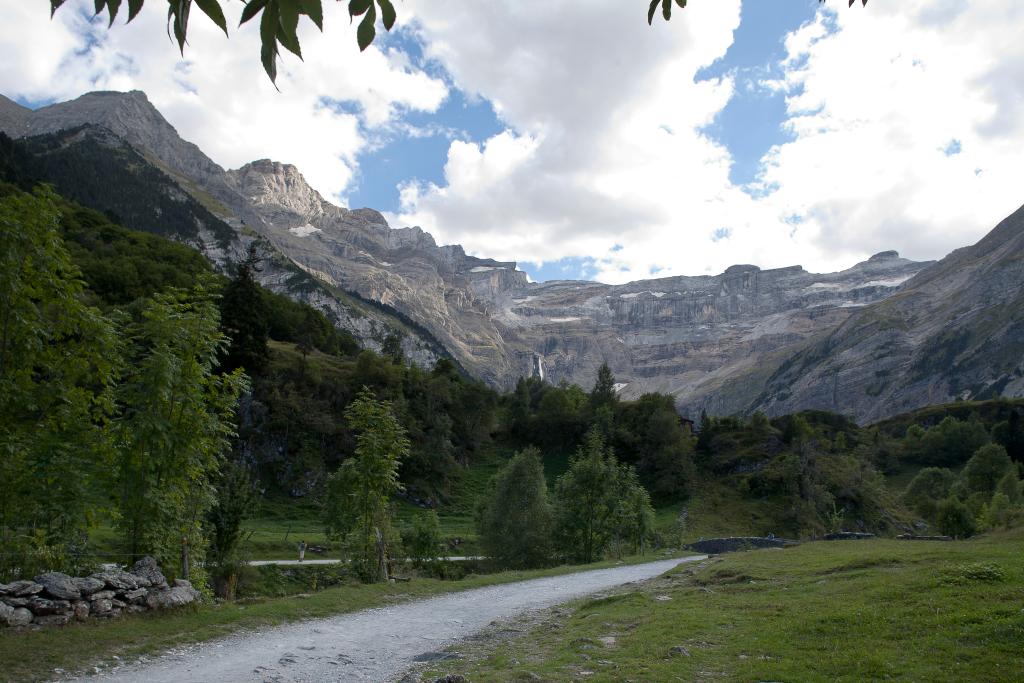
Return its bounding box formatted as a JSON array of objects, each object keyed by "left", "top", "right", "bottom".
[
  {"left": 9, "top": 608, "right": 32, "bottom": 627},
  {"left": 27, "top": 597, "right": 71, "bottom": 616},
  {"left": 123, "top": 588, "right": 148, "bottom": 604},
  {"left": 668, "top": 646, "right": 691, "bottom": 657},
  {"left": 90, "top": 570, "right": 138, "bottom": 591},
  {"left": 0, "top": 583, "right": 9, "bottom": 596},
  {"left": 1, "top": 597, "right": 29, "bottom": 608},
  {"left": 145, "top": 585, "right": 200, "bottom": 610},
  {"left": 111, "top": 599, "right": 127, "bottom": 609},
  {"left": 129, "top": 557, "right": 166, "bottom": 588},
  {"left": 434, "top": 676, "right": 467, "bottom": 683},
  {"left": 35, "top": 572, "right": 82, "bottom": 600},
  {"left": 6, "top": 580, "right": 43, "bottom": 597},
  {"left": 89, "top": 590, "right": 116, "bottom": 601},
  {"left": 0, "top": 601, "right": 13, "bottom": 626},
  {"left": 173, "top": 578, "right": 194, "bottom": 589},
  {"left": 91, "top": 598, "right": 113, "bottom": 615},
  {"left": 72, "top": 600, "right": 90, "bottom": 621},
  {"left": 34, "top": 614, "right": 71, "bottom": 627},
  {"left": 74, "top": 576, "right": 106, "bottom": 596}
]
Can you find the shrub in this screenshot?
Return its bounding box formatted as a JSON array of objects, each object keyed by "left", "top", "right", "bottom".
[
  {"left": 962, "top": 444, "right": 1014, "bottom": 495},
  {"left": 936, "top": 497, "right": 976, "bottom": 538},
  {"left": 903, "top": 467, "right": 956, "bottom": 520}
]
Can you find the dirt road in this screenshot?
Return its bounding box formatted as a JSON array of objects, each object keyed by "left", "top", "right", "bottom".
[{"left": 79, "top": 555, "right": 704, "bottom": 682}]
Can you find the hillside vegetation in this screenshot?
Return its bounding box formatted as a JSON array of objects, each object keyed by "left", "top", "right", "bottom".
[{"left": 2, "top": 172, "right": 1022, "bottom": 596}]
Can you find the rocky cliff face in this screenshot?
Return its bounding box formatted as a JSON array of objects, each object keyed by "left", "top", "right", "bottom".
[
  {"left": 0, "top": 93, "right": 445, "bottom": 368},
  {"left": 5, "top": 89, "right": 1021, "bottom": 423},
  {"left": 750, "top": 204, "right": 1024, "bottom": 422}
]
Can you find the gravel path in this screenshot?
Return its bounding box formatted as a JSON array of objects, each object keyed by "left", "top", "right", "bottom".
[{"left": 79, "top": 555, "right": 704, "bottom": 683}]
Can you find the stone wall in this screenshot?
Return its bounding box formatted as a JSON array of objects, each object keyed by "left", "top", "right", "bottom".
[
  {"left": 685, "top": 537, "right": 794, "bottom": 554},
  {"left": 0, "top": 557, "right": 199, "bottom": 628}
]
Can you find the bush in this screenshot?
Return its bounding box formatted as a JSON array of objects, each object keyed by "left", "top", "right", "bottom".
[
  {"left": 942, "top": 562, "right": 1006, "bottom": 585},
  {"left": 401, "top": 510, "right": 445, "bottom": 570},
  {"left": 936, "top": 497, "right": 976, "bottom": 538},
  {"left": 905, "top": 416, "right": 989, "bottom": 467},
  {"left": 962, "top": 444, "right": 1014, "bottom": 495},
  {"left": 903, "top": 467, "right": 956, "bottom": 520}
]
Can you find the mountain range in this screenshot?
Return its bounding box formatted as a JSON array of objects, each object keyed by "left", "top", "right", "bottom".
[{"left": 2, "top": 89, "right": 1021, "bottom": 423}]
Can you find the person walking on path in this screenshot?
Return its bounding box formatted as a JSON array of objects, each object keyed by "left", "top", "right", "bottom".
[{"left": 298, "top": 540, "right": 307, "bottom": 563}]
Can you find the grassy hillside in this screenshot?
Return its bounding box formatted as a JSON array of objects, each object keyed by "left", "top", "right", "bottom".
[{"left": 422, "top": 528, "right": 1024, "bottom": 682}]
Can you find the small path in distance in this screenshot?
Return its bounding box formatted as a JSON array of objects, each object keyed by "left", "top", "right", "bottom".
[
  {"left": 248, "top": 557, "right": 483, "bottom": 566},
  {"left": 81, "top": 555, "right": 705, "bottom": 682}
]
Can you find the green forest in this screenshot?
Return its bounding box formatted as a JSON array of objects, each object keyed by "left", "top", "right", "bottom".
[{"left": 2, "top": 144, "right": 1023, "bottom": 603}]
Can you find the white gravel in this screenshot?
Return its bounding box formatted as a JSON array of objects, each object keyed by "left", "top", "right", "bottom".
[{"left": 77, "top": 555, "right": 704, "bottom": 683}]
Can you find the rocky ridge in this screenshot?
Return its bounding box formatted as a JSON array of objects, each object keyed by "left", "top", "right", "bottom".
[
  {"left": 4, "top": 90, "right": 1021, "bottom": 422},
  {"left": 0, "top": 93, "right": 445, "bottom": 367},
  {"left": 750, "top": 203, "right": 1024, "bottom": 422}
]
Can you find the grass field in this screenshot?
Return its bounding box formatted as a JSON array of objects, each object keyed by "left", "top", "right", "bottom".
[{"left": 422, "top": 527, "right": 1024, "bottom": 682}]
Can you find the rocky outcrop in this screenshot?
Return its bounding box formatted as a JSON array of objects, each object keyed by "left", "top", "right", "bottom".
[{"left": 0, "top": 558, "right": 199, "bottom": 629}]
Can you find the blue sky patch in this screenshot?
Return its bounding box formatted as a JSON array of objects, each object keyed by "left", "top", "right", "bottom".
[
  {"left": 519, "top": 256, "right": 600, "bottom": 283},
  {"left": 345, "top": 28, "right": 505, "bottom": 211},
  {"left": 697, "top": 0, "right": 821, "bottom": 188}
]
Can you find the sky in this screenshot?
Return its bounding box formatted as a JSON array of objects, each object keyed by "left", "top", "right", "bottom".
[{"left": 2, "top": 0, "right": 1023, "bottom": 284}]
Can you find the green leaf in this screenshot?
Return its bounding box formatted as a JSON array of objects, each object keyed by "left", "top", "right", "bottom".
[
  {"left": 194, "top": 0, "right": 229, "bottom": 36},
  {"left": 127, "top": 0, "right": 144, "bottom": 22},
  {"left": 662, "top": 0, "right": 672, "bottom": 22},
  {"left": 349, "top": 0, "right": 372, "bottom": 19},
  {"left": 166, "top": 0, "right": 191, "bottom": 54},
  {"left": 94, "top": 0, "right": 106, "bottom": 15},
  {"left": 675, "top": 0, "right": 687, "bottom": 7},
  {"left": 259, "top": 0, "right": 279, "bottom": 84},
  {"left": 50, "top": 0, "right": 68, "bottom": 18},
  {"left": 105, "top": 0, "right": 121, "bottom": 26},
  {"left": 240, "top": 0, "right": 268, "bottom": 26},
  {"left": 647, "top": 0, "right": 659, "bottom": 25},
  {"left": 299, "top": 0, "right": 322, "bottom": 31},
  {"left": 277, "top": 0, "right": 302, "bottom": 59},
  {"left": 357, "top": 4, "right": 376, "bottom": 51},
  {"left": 377, "top": 0, "right": 396, "bottom": 31}
]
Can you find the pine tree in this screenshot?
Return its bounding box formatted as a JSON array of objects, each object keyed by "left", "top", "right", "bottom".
[
  {"left": 219, "top": 244, "right": 270, "bottom": 375},
  {"left": 590, "top": 362, "right": 617, "bottom": 410}
]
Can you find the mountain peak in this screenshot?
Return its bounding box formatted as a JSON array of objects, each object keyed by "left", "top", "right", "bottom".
[
  {"left": 0, "top": 93, "right": 31, "bottom": 137},
  {"left": 229, "top": 158, "right": 329, "bottom": 218},
  {"left": 868, "top": 250, "right": 900, "bottom": 261}
]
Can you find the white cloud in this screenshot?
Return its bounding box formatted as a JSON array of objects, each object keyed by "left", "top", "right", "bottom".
[
  {"left": 760, "top": 0, "right": 1024, "bottom": 264},
  {"left": 3, "top": 1, "right": 1023, "bottom": 283},
  {"left": 0, "top": 0, "right": 447, "bottom": 201},
  {"left": 391, "top": 0, "right": 1024, "bottom": 282}
]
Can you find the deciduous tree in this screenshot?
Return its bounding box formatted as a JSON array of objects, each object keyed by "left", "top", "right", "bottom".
[
  {"left": 114, "top": 282, "right": 248, "bottom": 577},
  {"left": 323, "top": 387, "right": 408, "bottom": 582},
  {"left": 476, "top": 447, "right": 554, "bottom": 569}
]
